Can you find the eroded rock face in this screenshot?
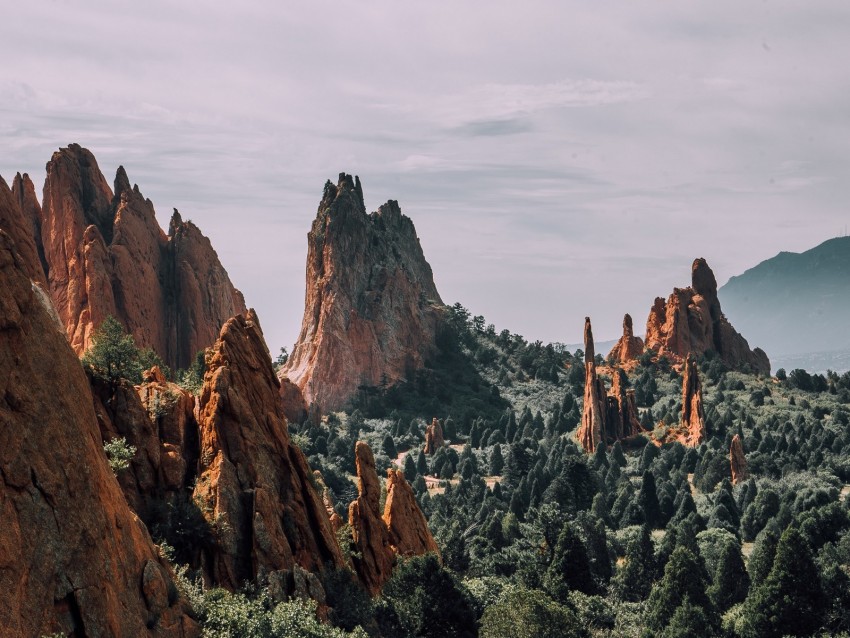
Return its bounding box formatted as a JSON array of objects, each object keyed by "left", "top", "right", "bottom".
[
  {"left": 0, "top": 230, "right": 196, "bottom": 637},
  {"left": 0, "top": 174, "right": 45, "bottom": 285},
  {"left": 282, "top": 173, "right": 445, "bottom": 412},
  {"left": 680, "top": 355, "right": 706, "bottom": 447},
  {"left": 383, "top": 468, "right": 440, "bottom": 558},
  {"left": 730, "top": 434, "right": 748, "bottom": 485},
  {"left": 193, "top": 310, "right": 343, "bottom": 591},
  {"left": 644, "top": 258, "right": 770, "bottom": 374},
  {"left": 605, "top": 368, "right": 643, "bottom": 442},
  {"left": 348, "top": 442, "right": 395, "bottom": 595},
  {"left": 424, "top": 417, "right": 444, "bottom": 455},
  {"left": 37, "top": 144, "right": 245, "bottom": 369},
  {"left": 578, "top": 317, "right": 607, "bottom": 453},
  {"left": 608, "top": 313, "right": 644, "bottom": 366}
]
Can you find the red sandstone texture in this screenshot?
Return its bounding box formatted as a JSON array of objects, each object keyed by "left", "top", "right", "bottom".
[
  {"left": 0, "top": 230, "right": 196, "bottom": 637},
  {"left": 644, "top": 258, "right": 770, "bottom": 374},
  {"left": 578, "top": 318, "right": 608, "bottom": 453},
  {"left": 35, "top": 144, "right": 244, "bottom": 369},
  {"left": 192, "top": 310, "right": 344, "bottom": 592},
  {"left": 730, "top": 434, "right": 749, "bottom": 485},
  {"left": 348, "top": 441, "right": 440, "bottom": 595},
  {"left": 680, "top": 355, "right": 707, "bottom": 447},
  {"left": 424, "top": 417, "right": 445, "bottom": 454},
  {"left": 0, "top": 174, "right": 45, "bottom": 285},
  {"left": 282, "top": 173, "right": 445, "bottom": 413},
  {"left": 607, "top": 313, "right": 644, "bottom": 366},
  {"left": 606, "top": 368, "right": 643, "bottom": 441}
]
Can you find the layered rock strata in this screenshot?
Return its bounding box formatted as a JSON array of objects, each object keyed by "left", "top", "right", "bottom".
[
  {"left": 0, "top": 230, "right": 196, "bottom": 637},
  {"left": 282, "top": 173, "right": 445, "bottom": 412},
  {"left": 37, "top": 144, "right": 244, "bottom": 369},
  {"left": 192, "top": 310, "right": 344, "bottom": 591},
  {"left": 644, "top": 258, "right": 770, "bottom": 374}
]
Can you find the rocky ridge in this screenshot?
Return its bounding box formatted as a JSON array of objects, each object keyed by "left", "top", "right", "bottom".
[
  {"left": 0, "top": 230, "right": 196, "bottom": 637},
  {"left": 282, "top": 173, "right": 445, "bottom": 413}
]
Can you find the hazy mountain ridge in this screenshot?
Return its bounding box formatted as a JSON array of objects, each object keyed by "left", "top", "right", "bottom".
[{"left": 719, "top": 236, "right": 850, "bottom": 364}]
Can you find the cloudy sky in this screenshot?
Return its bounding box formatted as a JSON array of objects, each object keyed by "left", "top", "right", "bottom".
[{"left": 2, "top": 2, "right": 849, "bottom": 354}]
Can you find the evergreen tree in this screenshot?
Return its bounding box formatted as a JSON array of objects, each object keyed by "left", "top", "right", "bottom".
[
  {"left": 638, "top": 471, "right": 663, "bottom": 529},
  {"left": 658, "top": 597, "right": 712, "bottom": 638},
  {"left": 746, "top": 526, "right": 779, "bottom": 589},
  {"left": 707, "top": 541, "right": 749, "bottom": 612},
  {"left": 738, "top": 527, "right": 823, "bottom": 638},
  {"left": 489, "top": 443, "right": 504, "bottom": 475},
  {"left": 382, "top": 435, "right": 397, "bottom": 459},
  {"left": 543, "top": 522, "right": 595, "bottom": 602},
  {"left": 644, "top": 546, "right": 717, "bottom": 635},
  {"left": 403, "top": 454, "right": 417, "bottom": 482},
  {"left": 613, "top": 524, "right": 656, "bottom": 602},
  {"left": 416, "top": 449, "right": 429, "bottom": 477}
]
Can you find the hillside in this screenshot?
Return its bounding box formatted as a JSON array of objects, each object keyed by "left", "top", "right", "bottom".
[{"left": 719, "top": 236, "right": 850, "bottom": 365}]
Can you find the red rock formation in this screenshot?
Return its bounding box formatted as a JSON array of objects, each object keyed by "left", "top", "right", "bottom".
[
  {"left": 730, "top": 434, "right": 748, "bottom": 485},
  {"left": 607, "top": 313, "right": 644, "bottom": 365},
  {"left": 424, "top": 417, "right": 445, "bottom": 454},
  {"left": 348, "top": 442, "right": 395, "bottom": 595},
  {"left": 11, "top": 172, "right": 46, "bottom": 276},
  {"left": 37, "top": 144, "right": 245, "bottom": 369},
  {"left": 282, "top": 173, "right": 445, "bottom": 412},
  {"left": 680, "top": 355, "right": 706, "bottom": 446},
  {"left": 606, "top": 368, "right": 643, "bottom": 441},
  {"left": 0, "top": 174, "right": 45, "bottom": 284},
  {"left": 384, "top": 468, "right": 440, "bottom": 558},
  {"left": 193, "top": 310, "right": 344, "bottom": 591},
  {"left": 0, "top": 230, "right": 196, "bottom": 637},
  {"left": 578, "top": 317, "right": 607, "bottom": 453},
  {"left": 644, "top": 258, "right": 770, "bottom": 374}
]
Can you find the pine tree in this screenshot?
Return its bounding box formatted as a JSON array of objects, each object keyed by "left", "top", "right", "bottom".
[
  {"left": 543, "top": 522, "right": 595, "bottom": 602},
  {"left": 613, "top": 524, "right": 656, "bottom": 602},
  {"left": 639, "top": 471, "right": 663, "bottom": 529},
  {"left": 416, "top": 449, "right": 429, "bottom": 476},
  {"left": 738, "top": 526, "right": 823, "bottom": 638},
  {"left": 489, "top": 444, "right": 504, "bottom": 475},
  {"left": 404, "top": 454, "right": 417, "bottom": 482},
  {"left": 707, "top": 540, "right": 749, "bottom": 612},
  {"left": 644, "top": 546, "right": 717, "bottom": 635}
]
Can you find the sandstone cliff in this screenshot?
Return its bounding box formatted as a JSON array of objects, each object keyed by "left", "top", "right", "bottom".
[
  {"left": 384, "top": 468, "right": 440, "bottom": 558},
  {"left": 348, "top": 442, "right": 395, "bottom": 595},
  {"left": 192, "top": 310, "right": 344, "bottom": 592},
  {"left": 282, "top": 174, "right": 445, "bottom": 412},
  {"left": 0, "top": 230, "right": 196, "bottom": 637},
  {"left": 730, "top": 434, "right": 748, "bottom": 485},
  {"left": 0, "top": 174, "right": 45, "bottom": 284},
  {"left": 607, "top": 313, "right": 644, "bottom": 366},
  {"left": 680, "top": 355, "right": 706, "bottom": 447},
  {"left": 577, "top": 317, "right": 607, "bottom": 453},
  {"left": 644, "top": 258, "right": 770, "bottom": 374},
  {"left": 606, "top": 367, "right": 643, "bottom": 442},
  {"left": 37, "top": 144, "right": 245, "bottom": 369}
]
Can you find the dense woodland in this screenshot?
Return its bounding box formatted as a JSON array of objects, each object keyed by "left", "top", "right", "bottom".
[{"left": 94, "top": 303, "right": 850, "bottom": 638}]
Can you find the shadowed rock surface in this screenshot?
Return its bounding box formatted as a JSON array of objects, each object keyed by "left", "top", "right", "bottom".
[
  {"left": 282, "top": 173, "right": 445, "bottom": 413},
  {"left": 0, "top": 230, "right": 196, "bottom": 637},
  {"left": 578, "top": 317, "right": 607, "bottom": 453},
  {"left": 680, "top": 355, "right": 706, "bottom": 447},
  {"left": 424, "top": 417, "right": 445, "bottom": 454},
  {"left": 36, "top": 144, "right": 244, "bottom": 369},
  {"left": 0, "top": 174, "right": 45, "bottom": 285},
  {"left": 730, "top": 434, "right": 749, "bottom": 484},
  {"left": 607, "top": 313, "right": 644, "bottom": 366}
]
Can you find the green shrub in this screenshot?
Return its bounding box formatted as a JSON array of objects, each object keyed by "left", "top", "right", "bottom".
[{"left": 103, "top": 436, "right": 136, "bottom": 474}]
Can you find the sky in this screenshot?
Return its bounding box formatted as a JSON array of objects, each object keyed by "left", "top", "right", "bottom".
[{"left": 2, "top": 1, "right": 849, "bottom": 355}]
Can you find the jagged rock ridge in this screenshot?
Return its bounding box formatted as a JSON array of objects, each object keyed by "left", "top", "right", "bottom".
[
  {"left": 192, "top": 310, "right": 345, "bottom": 592},
  {"left": 0, "top": 230, "right": 196, "bottom": 637},
  {"left": 644, "top": 258, "right": 770, "bottom": 374},
  {"left": 282, "top": 173, "right": 445, "bottom": 413},
  {"left": 607, "top": 313, "right": 644, "bottom": 366},
  {"left": 12, "top": 144, "right": 245, "bottom": 369}
]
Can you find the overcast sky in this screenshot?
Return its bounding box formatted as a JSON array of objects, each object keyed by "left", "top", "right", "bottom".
[{"left": 2, "top": 2, "right": 849, "bottom": 354}]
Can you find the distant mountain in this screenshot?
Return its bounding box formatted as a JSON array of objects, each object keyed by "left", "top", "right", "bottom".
[{"left": 719, "top": 236, "right": 850, "bottom": 366}]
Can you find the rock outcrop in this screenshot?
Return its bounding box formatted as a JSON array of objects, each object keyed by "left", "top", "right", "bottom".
[
  {"left": 282, "top": 173, "right": 445, "bottom": 412},
  {"left": 0, "top": 174, "right": 45, "bottom": 284},
  {"left": 607, "top": 313, "right": 644, "bottom": 365},
  {"left": 730, "top": 434, "right": 748, "bottom": 485},
  {"left": 37, "top": 144, "right": 245, "bottom": 369},
  {"left": 192, "top": 310, "right": 344, "bottom": 591},
  {"left": 90, "top": 366, "right": 199, "bottom": 527},
  {"left": 0, "top": 230, "right": 196, "bottom": 636},
  {"left": 644, "top": 258, "right": 770, "bottom": 374},
  {"left": 348, "top": 441, "right": 439, "bottom": 594},
  {"left": 679, "top": 355, "right": 706, "bottom": 447},
  {"left": 606, "top": 368, "right": 643, "bottom": 441},
  {"left": 424, "top": 417, "right": 445, "bottom": 454},
  {"left": 348, "top": 442, "right": 395, "bottom": 595},
  {"left": 384, "top": 468, "right": 440, "bottom": 558},
  {"left": 578, "top": 317, "right": 607, "bottom": 453}
]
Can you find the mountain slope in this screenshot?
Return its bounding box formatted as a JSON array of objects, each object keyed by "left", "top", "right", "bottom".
[{"left": 719, "top": 236, "right": 850, "bottom": 358}]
